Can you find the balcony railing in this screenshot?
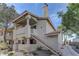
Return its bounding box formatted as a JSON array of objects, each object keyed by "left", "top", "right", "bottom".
[
  {"left": 13, "top": 25, "right": 31, "bottom": 39},
  {"left": 15, "top": 27, "right": 26, "bottom": 35},
  {"left": 13, "top": 26, "right": 39, "bottom": 38}
]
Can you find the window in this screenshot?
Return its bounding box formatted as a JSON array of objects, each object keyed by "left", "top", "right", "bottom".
[
  {"left": 18, "top": 39, "right": 27, "bottom": 44},
  {"left": 9, "top": 40, "right": 11, "bottom": 44},
  {"left": 22, "top": 40, "right": 26, "bottom": 44},
  {"left": 22, "top": 37, "right": 27, "bottom": 44},
  {"left": 30, "top": 39, "right": 36, "bottom": 44}
]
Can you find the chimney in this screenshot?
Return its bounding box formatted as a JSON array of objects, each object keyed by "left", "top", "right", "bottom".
[{"left": 42, "top": 3, "right": 48, "bottom": 17}]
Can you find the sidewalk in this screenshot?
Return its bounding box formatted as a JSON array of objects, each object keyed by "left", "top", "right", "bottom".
[{"left": 61, "top": 45, "right": 79, "bottom": 56}]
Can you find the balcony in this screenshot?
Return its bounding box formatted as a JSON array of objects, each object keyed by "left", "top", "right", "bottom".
[
  {"left": 13, "top": 25, "right": 31, "bottom": 39},
  {"left": 16, "top": 27, "right": 26, "bottom": 35}
]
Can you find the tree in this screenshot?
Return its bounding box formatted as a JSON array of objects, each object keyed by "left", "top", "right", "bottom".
[
  {"left": 57, "top": 4, "right": 79, "bottom": 43},
  {"left": 58, "top": 3, "right": 79, "bottom": 35},
  {"left": 0, "top": 3, "right": 19, "bottom": 43}
]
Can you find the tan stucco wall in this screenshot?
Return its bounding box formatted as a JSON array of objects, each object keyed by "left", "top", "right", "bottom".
[
  {"left": 35, "top": 19, "right": 59, "bottom": 52},
  {"left": 46, "top": 21, "right": 54, "bottom": 33},
  {"left": 58, "top": 32, "right": 63, "bottom": 52},
  {"left": 46, "top": 36, "right": 58, "bottom": 51},
  {"left": 36, "top": 20, "right": 46, "bottom": 35},
  {"left": 35, "top": 35, "right": 59, "bottom": 52},
  {"left": 36, "top": 20, "right": 54, "bottom": 35}
]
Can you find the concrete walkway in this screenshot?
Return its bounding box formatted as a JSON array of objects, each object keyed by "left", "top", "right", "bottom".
[{"left": 61, "top": 45, "right": 79, "bottom": 56}]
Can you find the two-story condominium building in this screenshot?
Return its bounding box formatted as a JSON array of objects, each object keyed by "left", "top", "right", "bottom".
[{"left": 12, "top": 4, "right": 63, "bottom": 56}]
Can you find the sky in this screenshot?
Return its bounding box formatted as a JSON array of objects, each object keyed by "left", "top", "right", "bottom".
[{"left": 7, "top": 3, "right": 67, "bottom": 29}]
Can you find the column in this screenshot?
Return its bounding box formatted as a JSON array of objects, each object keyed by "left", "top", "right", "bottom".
[
  {"left": 25, "top": 15, "right": 31, "bottom": 55},
  {"left": 25, "top": 15, "right": 31, "bottom": 38},
  {"left": 26, "top": 38, "right": 30, "bottom": 55},
  {"left": 13, "top": 24, "right": 17, "bottom": 51}
]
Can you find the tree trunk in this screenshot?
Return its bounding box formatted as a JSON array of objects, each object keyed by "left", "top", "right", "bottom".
[
  {"left": 4, "top": 26, "right": 7, "bottom": 43},
  {"left": 4, "top": 21, "right": 8, "bottom": 43}
]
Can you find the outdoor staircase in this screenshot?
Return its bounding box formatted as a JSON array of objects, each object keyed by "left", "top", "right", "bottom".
[{"left": 31, "top": 34, "right": 62, "bottom": 56}]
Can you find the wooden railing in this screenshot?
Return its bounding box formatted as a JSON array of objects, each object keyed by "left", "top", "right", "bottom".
[{"left": 15, "top": 27, "right": 26, "bottom": 35}]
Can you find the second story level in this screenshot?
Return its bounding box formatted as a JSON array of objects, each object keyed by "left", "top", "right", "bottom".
[{"left": 12, "top": 10, "right": 55, "bottom": 36}]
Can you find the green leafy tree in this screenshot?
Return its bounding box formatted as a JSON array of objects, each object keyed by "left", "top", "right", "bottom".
[
  {"left": 57, "top": 3, "right": 79, "bottom": 43},
  {"left": 0, "top": 3, "right": 19, "bottom": 43},
  {"left": 58, "top": 3, "right": 79, "bottom": 34}
]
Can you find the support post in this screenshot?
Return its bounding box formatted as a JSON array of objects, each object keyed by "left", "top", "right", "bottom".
[{"left": 25, "top": 15, "right": 31, "bottom": 55}]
